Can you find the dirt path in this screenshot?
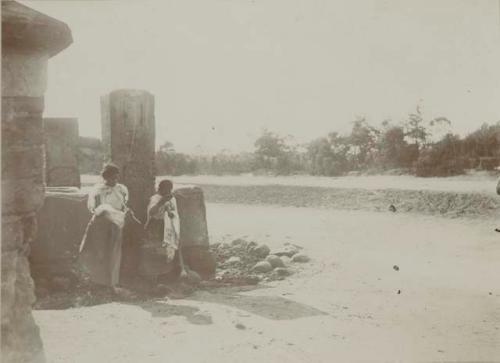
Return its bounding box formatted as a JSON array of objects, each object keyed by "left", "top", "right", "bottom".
[{"left": 34, "top": 203, "right": 500, "bottom": 362}]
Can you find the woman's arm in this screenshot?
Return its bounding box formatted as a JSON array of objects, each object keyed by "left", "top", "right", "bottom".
[
  {"left": 167, "top": 197, "right": 178, "bottom": 219},
  {"left": 118, "top": 184, "right": 129, "bottom": 211},
  {"left": 122, "top": 185, "right": 129, "bottom": 205},
  {"left": 87, "top": 187, "right": 100, "bottom": 213},
  {"left": 148, "top": 195, "right": 169, "bottom": 216}
]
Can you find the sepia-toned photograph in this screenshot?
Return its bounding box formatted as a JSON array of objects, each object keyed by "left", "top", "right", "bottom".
[{"left": 2, "top": 0, "right": 500, "bottom": 362}]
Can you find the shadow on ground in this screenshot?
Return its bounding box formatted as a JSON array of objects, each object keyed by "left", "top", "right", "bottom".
[
  {"left": 137, "top": 301, "right": 213, "bottom": 325},
  {"left": 35, "top": 282, "right": 327, "bottom": 323},
  {"left": 187, "top": 286, "right": 328, "bottom": 320}
]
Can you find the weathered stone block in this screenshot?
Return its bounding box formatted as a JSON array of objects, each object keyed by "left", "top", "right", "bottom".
[
  {"left": 2, "top": 95, "right": 45, "bottom": 120},
  {"left": 1, "top": 254, "right": 45, "bottom": 363},
  {"left": 1, "top": 97, "right": 45, "bottom": 149},
  {"left": 1, "top": 216, "right": 24, "bottom": 253},
  {"left": 2, "top": 50, "right": 48, "bottom": 97},
  {"left": 1, "top": 251, "right": 18, "bottom": 325},
  {"left": 174, "top": 186, "right": 216, "bottom": 278},
  {"left": 2, "top": 145, "right": 44, "bottom": 179},
  {"left": 15, "top": 254, "right": 36, "bottom": 307},
  {"left": 2, "top": 179, "right": 45, "bottom": 216},
  {"left": 182, "top": 246, "right": 216, "bottom": 278},
  {"left": 30, "top": 191, "right": 91, "bottom": 280},
  {"left": 43, "top": 118, "right": 80, "bottom": 187},
  {"left": 174, "top": 186, "right": 209, "bottom": 247}
]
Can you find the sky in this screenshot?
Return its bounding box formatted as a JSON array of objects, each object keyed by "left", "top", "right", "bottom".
[{"left": 24, "top": 0, "right": 500, "bottom": 154}]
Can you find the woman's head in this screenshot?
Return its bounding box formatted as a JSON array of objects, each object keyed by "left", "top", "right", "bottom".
[
  {"left": 158, "top": 179, "right": 173, "bottom": 196},
  {"left": 101, "top": 163, "right": 120, "bottom": 186}
]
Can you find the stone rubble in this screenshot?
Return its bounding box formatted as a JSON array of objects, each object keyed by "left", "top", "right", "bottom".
[{"left": 210, "top": 238, "right": 310, "bottom": 285}]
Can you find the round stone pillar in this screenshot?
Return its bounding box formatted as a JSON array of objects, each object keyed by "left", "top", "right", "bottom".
[{"left": 101, "top": 89, "right": 155, "bottom": 277}]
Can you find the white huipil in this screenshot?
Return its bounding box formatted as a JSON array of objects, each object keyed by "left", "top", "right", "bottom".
[
  {"left": 80, "top": 182, "right": 129, "bottom": 287},
  {"left": 87, "top": 183, "right": 129, "bottom": 228},
  {"left": 147, "top": 194, "right": 180, "bottom": 250}
]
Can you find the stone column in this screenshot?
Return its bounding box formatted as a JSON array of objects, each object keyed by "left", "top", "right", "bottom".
[
  {"left": 43, "top": 117, "right": 80, "bottom": 188},
  {"left": 101, "top": 89, "right": 155, "bottom": 222},
  {"left": 101, "top": 90, "right": 155, "bottom": 277},
  {"left": 1, "top": 2, "right": 72, "bottom": 362}
]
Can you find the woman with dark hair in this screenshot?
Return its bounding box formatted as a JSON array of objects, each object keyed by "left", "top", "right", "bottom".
[
  {"left": 79, "top": 163, "right": 130, "bottom": 295},
  {"left": 140, "top": 179, "right": 181, "bottom": 282}
]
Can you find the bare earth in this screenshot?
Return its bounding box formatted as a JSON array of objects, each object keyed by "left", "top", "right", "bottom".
[{"left": 34, "top": 202, "right": 500, "bottom": 362}]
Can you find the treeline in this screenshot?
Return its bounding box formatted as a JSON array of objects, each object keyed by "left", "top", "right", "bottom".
[
  {"left": 78, "top": 136, "right": 103, "bottom": 175},
  {"left": 156, "top": 108, "right": 500, "bottom": 177}
]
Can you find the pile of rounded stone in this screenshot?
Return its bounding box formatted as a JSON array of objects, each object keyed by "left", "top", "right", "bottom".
[{"left": 210, "top": 238, "right": 310, "bottom": 285}]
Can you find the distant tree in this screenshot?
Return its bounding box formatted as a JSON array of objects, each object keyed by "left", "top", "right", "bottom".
[
  {"left": 415, "top": 133, "right": 466, "bottom": 177},
  {"left": 155, "top": 140, "right": 199, "bottom": 175},
  {"left": 159, "top": 140, "right": 175, "bottom": 153},
  {"left": 346, "top": 117, "right": 380, "bottom": 170},
  {"left": 254, "top": 130, "right": 287, "bottom": 157},
  {"left": 378, "top": 125, "right": 409, "bottom": 168},
  {"left": 307, "top": 137, "right": 332, "bottom": 175},
  {"left": 461, "top": 122, "right": 500, "bottom": 169},
  {"left": 155, "top": 115, "right": 499, "bottom": 178},
  {"left": 404, "top": 106, "right": 452, "bottom": 147},
  {"left": 306, "top": 132, "right": 350, "bottom": 176},
  {"left": 78, "top": 136, "right": 103, "bottom": 174},
  {"left": 254, "top": 130, "right": 286, "bottom": 172},
  {"left": 404, "top": 106, "right": 428, "bottom": 147}
]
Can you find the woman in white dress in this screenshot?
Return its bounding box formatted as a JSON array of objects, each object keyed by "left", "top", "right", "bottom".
[{"left": 79, "top": 163, "right": 130, "bottom": 293}]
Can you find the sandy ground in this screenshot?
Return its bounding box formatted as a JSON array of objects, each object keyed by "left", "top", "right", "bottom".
[{"left": 34, "top": 203, "right": 500, "bottom": 362}]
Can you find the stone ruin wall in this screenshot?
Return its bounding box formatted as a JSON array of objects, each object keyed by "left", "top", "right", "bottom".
[
  {"left": 2, "top": 10, "right": 215, "bottom": 357},
  {"left": 29, "top": 87, "right": 215, "bottom": 290}
]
